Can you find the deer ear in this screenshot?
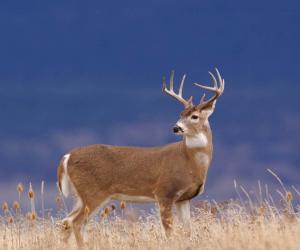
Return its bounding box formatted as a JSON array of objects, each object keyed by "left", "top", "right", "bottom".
[{"left": 198, "top": 100, "right": 216, "bottom": 117}]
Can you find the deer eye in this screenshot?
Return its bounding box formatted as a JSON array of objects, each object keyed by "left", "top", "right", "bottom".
[{"left": 191, "top": 115, "right": 199, "bottom": 120}]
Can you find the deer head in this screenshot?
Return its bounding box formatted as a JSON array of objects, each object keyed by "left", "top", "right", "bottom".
[{"left": 162, "top": 68, "right": 225, "bottom": 137}]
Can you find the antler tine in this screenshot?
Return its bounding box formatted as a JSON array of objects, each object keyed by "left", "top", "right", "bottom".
[
  {"left": 178, "top": 74, "right": 186, "bottom": 96},
  {"left": 199, "top": 93, "right": 206, "bottom": 104},
  {"left": 215, "top": 68, "right": 225, "bottom": 93},
  {"left": 193, "top": 68, "right": 225, "bottom": 108},
  {"left": 170, "top": 70, "right": 175, "bottom": 91},
  {"left": 162, "top": 71, "right": 193, "bottom": 108},
  {"left": 209, "top": 71, "right": 218, "bottom": 88},
  {"left": 162, "top": 76, "right": 167, "bottom": 91}
]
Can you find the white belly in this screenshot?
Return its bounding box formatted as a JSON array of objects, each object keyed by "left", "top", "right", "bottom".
[{"left": 111, "top": 194, "right": 155, "bottom": 203}]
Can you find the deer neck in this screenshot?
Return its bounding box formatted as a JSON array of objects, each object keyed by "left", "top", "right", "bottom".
[{"left": 182, "top": 122, "right": 212, "bottom": 160}]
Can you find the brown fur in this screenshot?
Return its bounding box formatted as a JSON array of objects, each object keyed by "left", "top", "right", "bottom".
[{"left": 64, "top": 139, "right": 212, "bottom": 203}]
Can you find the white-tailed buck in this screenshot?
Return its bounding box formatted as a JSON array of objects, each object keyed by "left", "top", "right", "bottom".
[{"left": 57, "top": 68, "right": 225, "bottom": 247}]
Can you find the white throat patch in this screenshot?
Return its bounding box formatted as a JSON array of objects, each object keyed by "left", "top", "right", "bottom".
[{"left": 185, "top": 133, "right": 208, "bottom": 148}]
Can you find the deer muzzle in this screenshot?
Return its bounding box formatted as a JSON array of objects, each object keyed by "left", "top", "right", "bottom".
[{"left": 173, "top": 125, "right": 184, "bottom": 134}]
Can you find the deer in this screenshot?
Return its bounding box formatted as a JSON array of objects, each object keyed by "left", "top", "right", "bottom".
[{"left": 57, "top": 68, "right": 225, "bottom": 248}]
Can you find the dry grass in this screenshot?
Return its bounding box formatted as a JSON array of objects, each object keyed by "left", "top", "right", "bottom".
[{"left": 1, "top": 176, "right": 300, "bottom": 250}]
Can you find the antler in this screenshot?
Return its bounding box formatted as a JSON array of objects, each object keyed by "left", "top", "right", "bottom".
[
  {"left": 162, "top": 70, "right": 193, "bottom": 108},
  {"left": 194, "top": 68, "right": 225, "bottom": 108}
]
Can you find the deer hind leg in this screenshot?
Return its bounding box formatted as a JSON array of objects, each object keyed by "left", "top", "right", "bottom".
[
  {"left": 61, "top": 198, "right": 83, "bottom": 243},
  {"left": 71, "top": 197, "right": 110, "bottom": 249},
  {"left": 70, "top": 206, "right": 88, "bottom": 249},
  {"left": 175, "top": 200, "right": 191, "bottom": 236},
  {"left": 157, "top": 199, "right": 174, "bottom": 237}
]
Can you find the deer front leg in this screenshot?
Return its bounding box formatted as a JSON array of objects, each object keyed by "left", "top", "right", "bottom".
[
  {"left": 157, "top": 199, "right": 174, "bottom": 237},
  {"left": 175, "top": 200, "right": 191, "bottom": 236}
]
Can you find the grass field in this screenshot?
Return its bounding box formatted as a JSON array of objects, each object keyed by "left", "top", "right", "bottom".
[{"left": 1, "top": 171, "right": 300, "bottom": 250}]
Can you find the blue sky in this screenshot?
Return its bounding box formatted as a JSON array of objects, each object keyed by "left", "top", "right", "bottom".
[{"left": 0, "top": 0, "right": 299, "bottom": 201}]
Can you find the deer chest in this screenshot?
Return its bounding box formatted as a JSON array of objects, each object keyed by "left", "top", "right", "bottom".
[{"left": 194, "top": 152, "right": 210, "bottom": 168}]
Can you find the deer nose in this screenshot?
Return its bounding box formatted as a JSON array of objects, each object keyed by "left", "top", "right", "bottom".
[
  {"left": 173, "top": 126, "right": 179, "bottom": 133},
  {"left": 173, "top": 126, "right": 183, "bottom": 133}
]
